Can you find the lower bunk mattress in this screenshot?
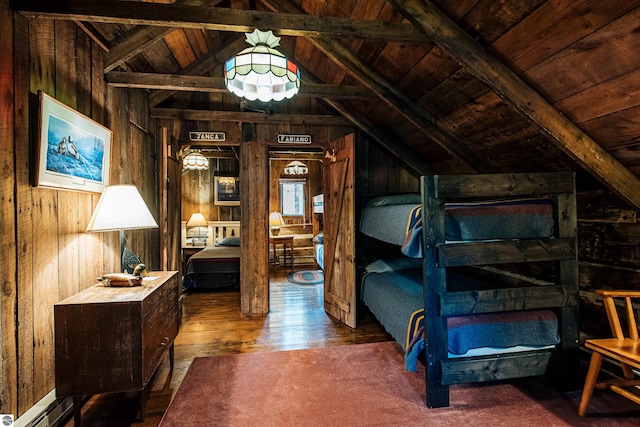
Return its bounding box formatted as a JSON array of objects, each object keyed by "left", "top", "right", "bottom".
[{"left": 360, "top": 266, "right": 560, "bottom": 368}]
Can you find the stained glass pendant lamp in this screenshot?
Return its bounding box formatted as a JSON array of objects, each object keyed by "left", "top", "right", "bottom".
[
  {"left": 183, "top": 150, "right": 209, "bottom": 171},
  {"left": 225, "top": 29, "right": 301, "bottom": 102}
]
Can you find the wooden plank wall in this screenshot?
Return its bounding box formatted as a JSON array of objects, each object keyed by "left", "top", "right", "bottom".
[
  {"left": 577, "top": 190, "right": 640, "bottom": 339},
  {"left": 0, "top": 6, "right": 162, "bottom": 417},
  {"left": 355, "top": 131, "right": 420, "bottom": 265},
  {"left": 0, "top": 1, "right": 17, "bottom": 418},
  {"left": 182, "top": 156, "right": 240, "bottom": 223}
]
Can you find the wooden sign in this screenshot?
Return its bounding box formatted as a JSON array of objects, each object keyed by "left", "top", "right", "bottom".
[
  {"left": 189, "top": 131, "right": 226, "bottom": 141},
  {"left": 277, "top": 134, "right": 312, "bottom": 144}
]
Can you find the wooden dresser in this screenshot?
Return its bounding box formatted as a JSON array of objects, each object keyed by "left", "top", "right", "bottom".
[{"left": 54, "top": 271, "right": 179, "bottom": 425}]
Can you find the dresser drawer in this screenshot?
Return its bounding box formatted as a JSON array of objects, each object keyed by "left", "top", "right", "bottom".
[
  {"left": 143, "top": 274, "right": 178, "bottom": 316},
  {"left": 142, "top": 284, "right": 178, "bottom": 382}
]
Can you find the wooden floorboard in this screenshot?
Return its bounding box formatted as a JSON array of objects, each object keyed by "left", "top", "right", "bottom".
[{"left": 62, "top": 269, "right": 390, "bottom": 426}]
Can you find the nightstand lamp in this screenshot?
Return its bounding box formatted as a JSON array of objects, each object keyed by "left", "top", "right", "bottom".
[
  {"left": 187, "top": 213, "right": 209, "bottom": 246},
  {"left": 86, "top": 185, "right": 158, "bottom": 273},
  {"left": 269, "top": 211, "right": 284, "bottom": 236}
]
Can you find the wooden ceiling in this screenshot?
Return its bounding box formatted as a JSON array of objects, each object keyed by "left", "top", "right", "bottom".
[{"left": 13, "top": 0, "right": 640, "bottom": 208}]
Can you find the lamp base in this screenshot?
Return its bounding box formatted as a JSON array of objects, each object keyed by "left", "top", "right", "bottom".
[{"left": 271, "top": 227, "right": 280, "bottom": 236}]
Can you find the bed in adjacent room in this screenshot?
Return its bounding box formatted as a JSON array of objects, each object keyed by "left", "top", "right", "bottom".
[
  {"left": 183, "top": 222, "right": 240, "bottom": 291},
  {"left": 358, "top": 172, "right": 579, "bottom": 408}
]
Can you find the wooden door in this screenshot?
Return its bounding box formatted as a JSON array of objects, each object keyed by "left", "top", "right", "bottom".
[{"left": 323, "top": 133, "right": 356, "bottom": 327}]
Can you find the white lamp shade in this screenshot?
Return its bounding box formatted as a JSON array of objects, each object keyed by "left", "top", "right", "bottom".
[
  {"left": 187, "top": 213, "right": 208, "bottom": 227},
  {"left": 269, "top": 211, "right": 284, "bottom": 227},
  {"left": 183, "top": 152, "right": 209, "bottom": 171},
  {"left": 86, "top": 185, "right": 159, "bottom": 232}
]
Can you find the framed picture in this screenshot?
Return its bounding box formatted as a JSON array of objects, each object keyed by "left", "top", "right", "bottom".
[
  {"left": 214, "top": 177, "right": 240, "bottom": 206},
  {"left": 35, "top": 91, "right": 112, "bottom": 193}
]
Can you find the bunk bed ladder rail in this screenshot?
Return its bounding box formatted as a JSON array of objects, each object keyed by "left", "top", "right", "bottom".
[{"left": 421, "top": 172, "right": 580, "bottom": 409}]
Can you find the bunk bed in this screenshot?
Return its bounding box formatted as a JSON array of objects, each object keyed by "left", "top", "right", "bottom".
[
  {"left": 183, "top": 221, "right": 240, "bottom": 291},
  {"left": 359, "top": 172, "right": 579, "bottom": 408}
]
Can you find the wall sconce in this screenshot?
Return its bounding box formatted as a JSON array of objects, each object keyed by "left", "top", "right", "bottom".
[
  {"left": 224, "top": 29, "right": 301, "bottom": 102},
  {"left": 269, "top": 211, "right": 284, "bottom": 236},
  {"left": 186, "top": 212, "right": 209, "bottom": 246},
  {"left": 86, "top": 185, "right": 158, "bottom": 274}
]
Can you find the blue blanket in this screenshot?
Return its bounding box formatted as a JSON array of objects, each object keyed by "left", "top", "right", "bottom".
[
  {"left": 401, "top": 198, "right": 554, "bottom": 258},
  {"left": 404, "top": 308, "right": 560, "bottom": 371}
]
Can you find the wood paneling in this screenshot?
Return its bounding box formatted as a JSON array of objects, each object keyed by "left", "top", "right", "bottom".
[
  {"left": 0, "top": 2, "right": 17, "bottom": 416},
  {"left": 1, "top": 5, "right": 163, "bottom": 416}
]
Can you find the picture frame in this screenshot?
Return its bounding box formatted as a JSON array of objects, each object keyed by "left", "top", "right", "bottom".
[
  {"left": 214, "top": 177, "right": 240, "bottom": 206},
  {"left": 35, "top": 91, "right": 112, "bottom": 193}
]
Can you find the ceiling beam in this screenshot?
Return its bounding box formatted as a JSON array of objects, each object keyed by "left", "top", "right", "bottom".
[
  {"left": 261, "top": 0, "right": 487, "bottom": 173},
  {"left": 12, "top": 0, "right": 429, "bottom": 43},
  {"left": 149, "top": 35, "right": 246, "bottom": 107},
  {"left": 73, "top": 20, "right": 110, "bottom": 51},
  {"left": 104, "top": 26, "right": 174, "bottom": 73},
  {"left": 150, "top": 108, "right": 352, "bottom": 126},
  {"left": 107, "top": 71, "right": 375, "bottom": 100},
  {"left": 323, "top": 97, "right": 434, "bottom": 176},
  {"left": 286, "top": 61, "right": 434, "bottom": 175},
  {"left": 387, "top": 0, "right": 640, "bottom": 210}
]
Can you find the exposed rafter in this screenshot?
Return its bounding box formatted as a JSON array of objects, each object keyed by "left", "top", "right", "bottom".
[
  {"left": 150, "top": 108, "right": 352, "bottom": 126},
  {"left": 387, "top": 0, "right": 640, "bottom": 210},
  {"left": 107, "top": 71, "right": 376, "bottom": 100},
  {"left": 261, "top": 0, "right": 487, "bottom": 173},
  {"left": 104, "top": 26, "right": 173, "bottom": 73},
  {"left": 13, "top": 0, "right": 429, "bottom": 43},
  {"left": 292, "top": 63, "right": 434, "bottom": 176},
  {"left": 149, "top": 35, "right": 247, "bottom": 107}
]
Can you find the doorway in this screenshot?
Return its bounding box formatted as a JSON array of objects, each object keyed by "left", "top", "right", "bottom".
[{"left": 268, "top": 148, "right": 324, "bottom": 297}]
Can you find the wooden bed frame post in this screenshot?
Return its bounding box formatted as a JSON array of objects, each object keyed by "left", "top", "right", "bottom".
[
  {"left": 548, "top": 182, "right": 581, "bottom": 388},
  {"left": 418, "top": 172, "right": 579, "bottom": 408},
  {"left": 422, "top": 176, "right": 449, "bottom": 408}
]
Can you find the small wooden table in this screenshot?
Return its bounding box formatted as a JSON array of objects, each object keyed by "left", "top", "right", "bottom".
[{"left": 269, "top": 235, "right": 294, "bottom": 270}]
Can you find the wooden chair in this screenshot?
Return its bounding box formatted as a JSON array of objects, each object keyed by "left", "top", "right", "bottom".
[{"left": 578, "top": 290, "right": 640, "bottom": 416}]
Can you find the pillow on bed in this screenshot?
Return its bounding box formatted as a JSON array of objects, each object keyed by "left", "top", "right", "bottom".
[
  {"left": 216, "top": 236, "right": 240, "bottom": 247},
  {"left": 365, "top": 257, "right": 422, "bottom": 273},
  {"left": 312, "top": 233, "right": 324, "bottom": 243},
  {"left": 366, "top": 194, "right": 421, "bottom": 207}
]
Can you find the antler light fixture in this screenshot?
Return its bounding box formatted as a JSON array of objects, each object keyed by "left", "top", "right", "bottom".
[{"left": 224, "top": 29, "right": 301, "bottom": 102}]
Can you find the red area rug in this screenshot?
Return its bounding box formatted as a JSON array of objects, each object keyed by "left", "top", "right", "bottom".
[
  {"left": 287, "top": 269, "right": 323, "bottom": 285},
  {"left": 160, "top": 342, "right": 640, "bottom": 426}
]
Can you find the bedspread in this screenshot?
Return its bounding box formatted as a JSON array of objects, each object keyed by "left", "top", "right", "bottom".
[{"left": 401, "top": 198, "right": 554, "bottom": 258}]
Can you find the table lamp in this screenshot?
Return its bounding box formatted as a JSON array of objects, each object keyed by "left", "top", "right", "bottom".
[
  {"left": 269, "top": 211, "right": 284, "bottom": 236},
  {"left": 186, "top": 212, "right": 209, "bottom": 245},
  {"left": 86, "top": 185, "right": 159, "bottom": 273}
]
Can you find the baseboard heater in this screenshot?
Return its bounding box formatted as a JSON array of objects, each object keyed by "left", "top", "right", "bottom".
[{"left": 15, "top": 390, "right": 74, "bottom": 427}]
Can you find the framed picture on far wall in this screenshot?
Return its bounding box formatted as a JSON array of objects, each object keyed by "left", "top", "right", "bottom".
[
  {"left": 35, "top": 91, "right": 112, "bottom": 193},
  {"left": 214, "top": 176, "right": 240, "bottom": 206}
]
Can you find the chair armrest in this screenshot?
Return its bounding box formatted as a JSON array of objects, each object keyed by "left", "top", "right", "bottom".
[{"left": 596, "top": 290, "right": 640, "bottom": 298}]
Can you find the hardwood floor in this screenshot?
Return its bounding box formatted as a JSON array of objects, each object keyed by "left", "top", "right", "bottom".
[{"left": 63, "top": 269, "right": 389, "bottom": 426}]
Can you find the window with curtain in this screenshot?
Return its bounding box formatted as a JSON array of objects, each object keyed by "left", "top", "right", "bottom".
[{"left": 280, "top": 179, "right": 305, "bottom": 217}]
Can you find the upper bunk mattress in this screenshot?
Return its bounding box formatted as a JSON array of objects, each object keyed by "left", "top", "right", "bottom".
[{"left": 360, "top": 196, "right": 555, "bottom": 248}]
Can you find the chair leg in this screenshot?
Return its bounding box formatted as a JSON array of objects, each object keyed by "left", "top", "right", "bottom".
[
  {"left": 578, "top": 351, "right": 603, "bottom": 416},
  {"left": 621, "top": 362, "right": 635, "bottom": 380}
]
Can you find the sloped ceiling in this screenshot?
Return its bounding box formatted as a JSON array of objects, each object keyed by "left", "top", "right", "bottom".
[{"left": 13, "top": 0, "right": 640, "bottom": 208}]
